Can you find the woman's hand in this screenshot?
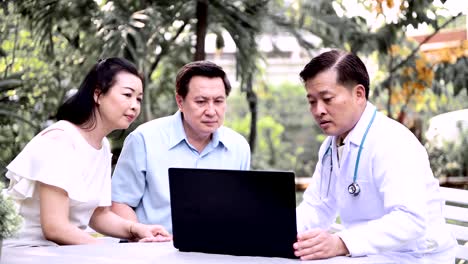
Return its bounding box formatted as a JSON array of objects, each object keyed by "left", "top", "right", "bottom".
[
  {"left": 130, "top": 223, "right": 172, "bottom": 242},
  {"left": 91, "top": 207, "right": 171, "bottom": 242}
]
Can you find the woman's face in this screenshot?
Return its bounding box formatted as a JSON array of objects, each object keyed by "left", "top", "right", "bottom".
[{"left": 94, "top": 71, "right": 143, "bottom": 131}]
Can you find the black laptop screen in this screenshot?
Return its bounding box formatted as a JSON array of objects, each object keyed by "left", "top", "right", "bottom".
[{"left": 168, "top": 168, "right": 297, "bottom": 258}]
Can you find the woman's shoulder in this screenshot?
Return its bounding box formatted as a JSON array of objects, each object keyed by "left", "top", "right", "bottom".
[
  {"left": 8, "top": 121, "right": 82, "bottom": 166},
  {"left": 34, "top": 121, "right": 80, "bottom": 150}
]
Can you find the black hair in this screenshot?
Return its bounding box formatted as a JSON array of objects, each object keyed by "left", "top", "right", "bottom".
[
  {"left": 299, "top": 50, "right": 369, "bottom": 99},
  {"left": 175, "top": 61, "right": 231, "bottom": 98},
  {"left": 56, "top": 57, "right": 143, "bottom": 129}
]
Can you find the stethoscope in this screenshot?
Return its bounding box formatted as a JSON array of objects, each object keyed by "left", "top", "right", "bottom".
[{"left": 321, "top": 109, "right": 377, "bottom": 197}]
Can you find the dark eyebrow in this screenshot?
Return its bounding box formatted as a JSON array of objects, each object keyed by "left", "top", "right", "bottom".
[
  {"left": 123, "top": 86, "right": 135, "bottom": 92},
  {"left": 318, "top": 90, "right": 333, "bottom": 96},
  {"left": 123, "top": 86, "right": 143, "bottom": 95},
  {"left": 307, "top": 90, "right": 333, "bottom": 99},
  {"left": 194, "top": 96, "right": 225, "bottom": 100}
]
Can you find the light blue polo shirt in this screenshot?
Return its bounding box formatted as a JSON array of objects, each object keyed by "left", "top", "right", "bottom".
[{"left": 111, "top": 111, "right": 251, "bottom": 233}]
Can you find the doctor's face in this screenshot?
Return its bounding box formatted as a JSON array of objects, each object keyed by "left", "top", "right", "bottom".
[{"left": 305, "top": 69, "right": 366, "bottom": 139}]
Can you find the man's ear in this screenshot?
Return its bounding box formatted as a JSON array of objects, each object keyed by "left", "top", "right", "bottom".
[
  {"left": 354, "top": 84, "right": 366, "bottom": 101},
  {"left": 175, "top": 94, "right": 183, "bottom": 111}
]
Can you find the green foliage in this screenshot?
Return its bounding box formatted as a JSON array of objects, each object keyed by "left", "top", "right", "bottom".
[
  {"left": 435, "top": 56, "right": 468, "bottom": 96},
  {"left": 270, "top": 0, "right": 468, "bottom": 121},
  {"left": 14, "top": 0, "right": 99, "bottom": 57},
  {"left": 226, "top": 82, "right": 323, "bottom": 175},
  {"left": 0, "top": 2, "right": 103, "bottom": 175},
  {"left": 0, "top": 1, "right": 231, "bottom": 168},
  {"left": 2, "top": 0, "right": 468, "bottom": 181},
  {"left": 0, "top": 181, "right": 22, "bottom": 239},
  {"left": 426, "top": 125, "right": 468, "bottom": 179}
]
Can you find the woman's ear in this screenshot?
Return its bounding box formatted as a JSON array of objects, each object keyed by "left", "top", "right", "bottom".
[{"left": 94, "top": 90, "right": 101, "bottom": 105}]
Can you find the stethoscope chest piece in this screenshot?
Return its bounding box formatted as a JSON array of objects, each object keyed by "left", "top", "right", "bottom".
[{"left": 348, "top": 182, "right": 360, "bottom": 196}]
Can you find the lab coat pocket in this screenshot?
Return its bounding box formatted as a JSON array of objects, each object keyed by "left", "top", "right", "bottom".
[{"left": 338, "top": 180, "right": 384, "bottom": 223}]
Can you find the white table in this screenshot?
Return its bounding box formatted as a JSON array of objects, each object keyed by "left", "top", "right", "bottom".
[{"left": 2, "top": 242, "right": 395, "bottom": 264}]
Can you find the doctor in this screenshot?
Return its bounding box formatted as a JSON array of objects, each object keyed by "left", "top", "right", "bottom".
[{"left": 294, "top": 50, "right": 457, "bottom": 263}]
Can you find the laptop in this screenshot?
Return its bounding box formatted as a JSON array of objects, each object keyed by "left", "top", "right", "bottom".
[{"left": 168, "top": 168, "right": 298, "bottom": 259}]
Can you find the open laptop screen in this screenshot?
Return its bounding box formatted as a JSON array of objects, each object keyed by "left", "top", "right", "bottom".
[{"left": 168, "top": 168, "right": 297, "bottom": 258}]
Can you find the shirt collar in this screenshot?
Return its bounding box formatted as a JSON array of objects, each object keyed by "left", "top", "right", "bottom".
[
  {"left": 168, "top": 111, "right": 230, "bottom": 150},
  {"left": 346, "top": 101, "right": 377, "bottom": 147},
  {"left": 168, "top": 111, "right": 186, "bottom": 149},
  {"left": 211, "top": 126, "right": 233, "bottom": 151}
]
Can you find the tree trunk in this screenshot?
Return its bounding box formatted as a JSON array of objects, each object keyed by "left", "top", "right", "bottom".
[
  {"left": 266, "top": 129, "right": 276, "bottom": 166},
  {"left": 245, "top": 73, "right": 257, "bottom": 154},
  {"left": 194, "top": 0, "right": 208, "bottom": 61},
  {"left": 141, "top": 63, "right": 153, "bottom": 122}
]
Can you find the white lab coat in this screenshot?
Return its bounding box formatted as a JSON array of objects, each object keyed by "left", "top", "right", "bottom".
[{"left": 297, "top": 102, "right": 457, "bottom": 262}]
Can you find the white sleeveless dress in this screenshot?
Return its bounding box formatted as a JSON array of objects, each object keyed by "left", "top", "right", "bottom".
[{"left": 3, "top": 120, "right": 112, "bottom": 247}]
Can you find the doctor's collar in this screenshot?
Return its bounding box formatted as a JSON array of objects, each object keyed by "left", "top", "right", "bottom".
[
  {"left": 336, "top": 135, "right": 347, "bottom": 147},
  {"left": 346, "top": 102, "right": 377, "bottom": 146}
]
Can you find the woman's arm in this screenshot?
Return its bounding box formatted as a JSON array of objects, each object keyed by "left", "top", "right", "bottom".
[
  {"left": 39, "top": 182, "right": 100, "bottom": 245},
  {"left": 110, "top": 202, "right": 138, "bottom": 222},
  {"left": 90, "top": 206, "right": 171, "bottom": 242}
]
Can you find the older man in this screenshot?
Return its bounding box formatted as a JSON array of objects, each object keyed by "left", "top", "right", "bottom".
[{"left": 111, "top": 61, "right": 251, "bottom": 234}]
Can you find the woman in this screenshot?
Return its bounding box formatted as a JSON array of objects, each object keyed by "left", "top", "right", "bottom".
[{"left": 3, "top": 58, "right": 171, "bottom": 247}]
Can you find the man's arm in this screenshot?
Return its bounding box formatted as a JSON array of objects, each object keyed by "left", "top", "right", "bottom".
[
  {"left": 111, "top": 132, "right": 146, "bottom": 222},
  {"left": 111, "top": 202, "right": 138, "bottom": 222}
]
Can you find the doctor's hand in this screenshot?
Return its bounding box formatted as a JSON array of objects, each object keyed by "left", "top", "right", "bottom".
[
  {"left": 293, "top": 228, "right": 349, "bottom": 260},
  {"left": 130, "top": 223, "right": 172, "bottom": 243}
]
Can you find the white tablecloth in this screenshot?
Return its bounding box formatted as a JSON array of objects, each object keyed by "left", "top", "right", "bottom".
[{"left": 1, "top": 241, "right": 396, "bottom": 264}]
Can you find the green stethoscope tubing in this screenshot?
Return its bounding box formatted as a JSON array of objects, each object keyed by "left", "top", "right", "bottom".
[
  {"left": 323, "top": 108, "right": 377, "bottom": 195},
  {"left": 353, "top": 108, "right": 377, "bottom": 183}
]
